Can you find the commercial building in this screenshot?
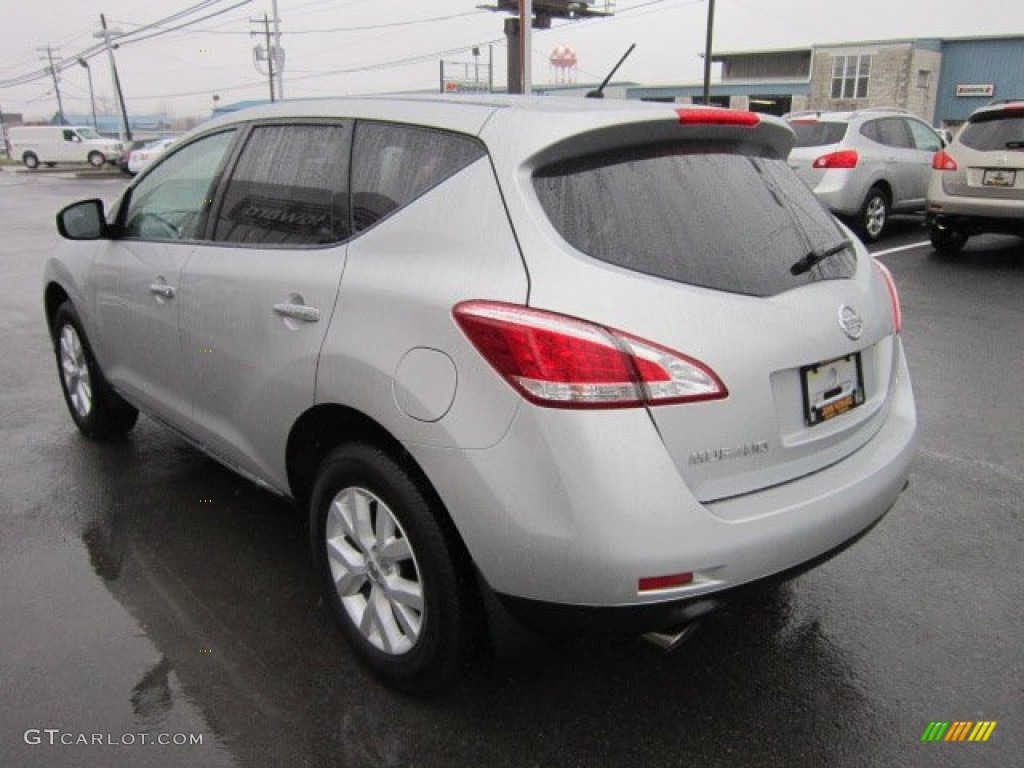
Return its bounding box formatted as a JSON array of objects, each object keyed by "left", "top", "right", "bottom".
[{"left": 627, "top": 34, "right": 1024, "bottom": 128}]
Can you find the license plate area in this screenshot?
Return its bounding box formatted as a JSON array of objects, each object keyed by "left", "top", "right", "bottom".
[
  {"left": 983, "top": 168, "right": 1016, "bottom": 187},
  {"left": 800, "top": 353, "right": 865, "bottom": 426}
]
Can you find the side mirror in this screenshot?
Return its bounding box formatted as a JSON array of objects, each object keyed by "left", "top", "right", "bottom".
[{"left": 57, "top": 199, "right": 107, "bottom": 240}]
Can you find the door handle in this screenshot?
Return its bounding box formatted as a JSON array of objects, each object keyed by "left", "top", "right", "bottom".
[
  {"left": 149, "top": 283, "right": 176, "bottom": 299},
  {"left": 273, "top": 303, "right": 320, "bottom": 323}
]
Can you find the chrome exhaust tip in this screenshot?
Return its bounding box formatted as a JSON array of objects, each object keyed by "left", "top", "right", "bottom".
[{"left": 642, "top": 621, "right": 701, "bottom": 652}]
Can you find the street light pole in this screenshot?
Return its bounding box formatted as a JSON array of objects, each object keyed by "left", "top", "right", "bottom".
[{"left": 78, "top": 59, "right": 98, "bottom": 129}]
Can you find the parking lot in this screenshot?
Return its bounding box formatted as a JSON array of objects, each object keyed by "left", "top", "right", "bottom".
[{"left": 0, "top": 169, "right": 1020, "bottom": 767}]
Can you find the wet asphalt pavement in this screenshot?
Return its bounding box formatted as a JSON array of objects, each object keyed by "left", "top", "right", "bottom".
[{"left": 0, "top": 170, "right": 1020, "bottom": 767}]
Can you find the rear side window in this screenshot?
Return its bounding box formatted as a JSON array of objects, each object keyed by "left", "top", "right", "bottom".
[
  {"left": 960, "top": 112, "right": 1024, "bottom": 151},
  {"left": 861, "top": 118, "right": 911, "bottom": 148},
  {"left": 350, "top": 123, "right": 485, "bottom": 233},
  {"left": 213, "top": 122, "right": 352, "bottom": 245},
  {"left": 789, "top": 121, "right": 847, "bottom": 147},
  {"left": 533, "top": 142, "right": 855, "bottom": 297}
]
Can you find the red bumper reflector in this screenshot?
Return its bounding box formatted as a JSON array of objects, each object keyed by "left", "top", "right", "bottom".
[
  {"left": 639, "top": 572, "right": 694, "bottom": 592},
  {"left": 676, "top": 108, "right": 760, "bottom": 127}
]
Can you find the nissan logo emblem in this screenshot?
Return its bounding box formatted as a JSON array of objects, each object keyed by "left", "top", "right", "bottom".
[{"left": 838, "top": 305, "right": 863, "bottom": 340}]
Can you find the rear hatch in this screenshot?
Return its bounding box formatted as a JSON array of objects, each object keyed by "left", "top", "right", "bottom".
[
  {"left": 943, "top": 106, "right": 1024, "bottom": 202},
  {"left": 786, "top": 117, "right": 850, "bottom": 187},
  {"left": 522, "top": 110, "right": 901, "bottom": 504}
]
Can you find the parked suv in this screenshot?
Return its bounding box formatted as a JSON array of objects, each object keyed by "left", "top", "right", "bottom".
[
  {"left": 787, "top": 108, "right": 944, "bottom": 241},
  {"left": 927, "top": 99, "right": 1024, "bottom": 253},
  {"left": 45, "top": 97, "right": 916, "bottom": 692}
]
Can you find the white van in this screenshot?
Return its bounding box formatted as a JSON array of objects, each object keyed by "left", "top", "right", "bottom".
[{"left": 7, "top": 125, "right": 123, "bottom": 169}]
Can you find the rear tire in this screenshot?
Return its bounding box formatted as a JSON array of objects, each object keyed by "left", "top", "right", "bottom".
[
  {"left": 23, "top": 152, "right": 39, "bottom": 169},
  {"left": 858, "top": 186, "right": 889, "bottom": 242},
  {"left": 929, "top": 225, "right": 968, "bottom": 254},
  {"left": 310, "top": 443, "right": 471, "bottom": 694},
  {"left": 53, "top": 302, "right": 139, "bottom": 439},
  {"left": 87, "top": 151, "right": 105, "bottom": 168}
]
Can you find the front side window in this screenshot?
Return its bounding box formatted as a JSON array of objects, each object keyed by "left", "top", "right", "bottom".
[
  {"left": 533, "top": 141, "right": 854, "bottom": 297},
  {"left": 121, "top": 130, "right": 236, "bottom": 241},
  {"left": 350, "top": 122, "right": 485, "bottom": 233},
  {"left": 831, "top": 55, "right": 871, "bottom": 100},
  {"left": 213, "top": 123, "right": 352, "bottom": 245},
  {"left": 907, "top": 119, "right": 942, "bottom": 152},
  {"left": 63, "top": 130, "right": 76, "bottom": 142}
]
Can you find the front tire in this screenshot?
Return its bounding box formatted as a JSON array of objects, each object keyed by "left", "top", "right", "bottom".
[
  {"left": 858, "top": 186, "right": 889, "bottom": 242},
  {"left": 87, "top": 151, "right": 105, "bottom": 168},
  {"left": 53, "top": 302, "right": 139, "bottom": 439},
  {"left": 929, "top": 224, "right": 968, "bottom": 254},
  {"left": 310, "top": 443, "right": 470, "bottom": 694}
]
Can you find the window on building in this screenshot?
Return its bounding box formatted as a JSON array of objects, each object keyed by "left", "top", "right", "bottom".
[
  {"left": 917, "top": 69, "right": 931, "bottom": 89},
  {"left": 831, "top": 55, "right": 871, "bottom": 99}
]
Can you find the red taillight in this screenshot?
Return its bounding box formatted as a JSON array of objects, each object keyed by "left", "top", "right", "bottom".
[
  {"left": 812, "top": 150, "right": 858, "bottom": 169},
  {"left": 639, "top": 572, "right": 694, "bottom": 592},
  {"left": 932, "top": 149, "right": 958, "bottom": 171},
  {"left": 453, "top": 301, "right": 728, "bottom": 409},
  {"left": 875, "top": 260, "right": 902, "bottom": 334},
  {"left": 676, "top": 107, "right": 760, "bottom": 127}
]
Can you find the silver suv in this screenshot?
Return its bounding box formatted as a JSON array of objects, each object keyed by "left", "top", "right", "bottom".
[
  {"left": 46, "top": 97, "right": 916, "bottom": 693},
  {"left": 927, "top": 99, "right": 1024, "bottom": 253},
  {"left": 787, "top": 108, "right": 944, "bottom": 241}
]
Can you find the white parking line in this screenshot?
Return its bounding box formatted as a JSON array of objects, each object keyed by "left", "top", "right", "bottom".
[{"left": 872, "top": 240, "right": 931, "bottom": 257}]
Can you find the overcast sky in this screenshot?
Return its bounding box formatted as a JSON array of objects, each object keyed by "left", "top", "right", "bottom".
[{"left": 1, "top": 0, "right": 1022, "bottom": 121}]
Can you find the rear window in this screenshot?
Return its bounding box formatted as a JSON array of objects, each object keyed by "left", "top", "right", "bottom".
[
  {"left": 533, "top": 141, "right": 855, "bottom": 297},
  {"left": 961, "top": 111, "right": 1024, "bottom": 151},
  {"left": 789, "top": 121, "right": 847, "bottom": 147}
]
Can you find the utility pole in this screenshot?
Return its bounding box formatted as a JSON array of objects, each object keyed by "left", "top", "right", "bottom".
[
  {"left": 37, "top": 46, "right": 65, "bottom": 124},
  {"left": 702, "top": 0, "right": 716, "bottom": 106},
  {"left": 250, "top": 14, "right": 275, "bottom": 102},
  {"left": 271, "top": 0, "right": 284, "bottom": 99},
  {"left": 95, "top": 15, "right": 132, "bottom": 141}
]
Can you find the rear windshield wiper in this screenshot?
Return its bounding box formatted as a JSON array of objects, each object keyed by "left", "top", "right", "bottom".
[{"left": 790, "top": 239, "right": 852, "bottom": 276}]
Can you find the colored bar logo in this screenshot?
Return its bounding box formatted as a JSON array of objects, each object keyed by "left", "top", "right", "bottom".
[{"left": 921, "top": 721, "right": 997, "bottom": 742}]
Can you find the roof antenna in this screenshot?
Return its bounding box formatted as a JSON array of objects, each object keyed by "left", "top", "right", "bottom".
[{"left": 586, "top": 43, "right": 636, "bottom": 99}]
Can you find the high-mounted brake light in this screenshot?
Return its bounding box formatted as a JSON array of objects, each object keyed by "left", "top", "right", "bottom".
[
  {"left": 453, "top": 301, "right": 728, "bottom": 409},
  {"left": 676, "top": 108, "right": 760, "bottom": 127},
  {"left": 875, "top": 260, "right": 902, "bottom": 335},
  {"left": 813, "top": 149, "right": 858, "bottom": 169},
  {"left": 932, "top": 149, "right": 958, "bottom": 171}
]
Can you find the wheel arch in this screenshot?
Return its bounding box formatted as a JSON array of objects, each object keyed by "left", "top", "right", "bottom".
[
  {"left": 44, "top": 282, "right": 71, "bottom": 341},
  {"left": 288, "top": 401, "right": 481, "bottom": 604}
]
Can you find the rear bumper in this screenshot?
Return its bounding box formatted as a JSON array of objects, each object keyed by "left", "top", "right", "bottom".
[
  {"left": 412, "top": 339, "right": 917, "bottom": 612},
  {"left": 493, "top": 504, "right": 894, "bottom": 635},
  {"left": 927, "top": 210, "right": 1024, "bottom": 238}
]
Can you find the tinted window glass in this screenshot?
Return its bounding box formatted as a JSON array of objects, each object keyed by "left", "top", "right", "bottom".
[
  {"left": 122, "top": 130, "right": 236, "bottom": 241},
  {"left": 350, "top": 122, "right": 485, "bottom": 233},
  {"left": 213, "top": 123, "right": 352, "bottom": 245},
  {"left": 790, "top": 121, "right": 847, "bottom": 147},
  {"left": 533, "top": 142, "right": 854, "bottom": 297},
  {"left": 906, "top": 119, "right": 942, "bottom": 152},
  {"left": 961, "top": 112, "right": 1024, "bottom": 151},
  {"left": 865, "top": 118, "right": 911, "bottom": 148}
]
